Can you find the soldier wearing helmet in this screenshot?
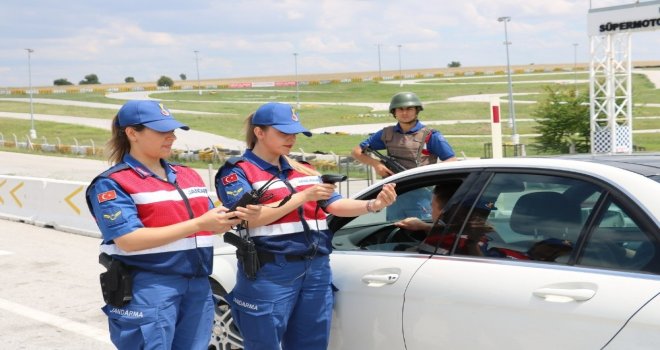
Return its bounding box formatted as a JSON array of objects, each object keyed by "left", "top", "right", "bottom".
[
  {"left": 389, "top": 91, "right": 424, "bottom": 114},
  {"left": 352, "top": 92, "right": 457, "bottom": 220}
]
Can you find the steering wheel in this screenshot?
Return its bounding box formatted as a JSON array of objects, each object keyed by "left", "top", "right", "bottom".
[
  {"left": 385, "top": 226, "right": 423, "bottom": 244},
  {"left": 384, "top": 227, "right": 403, "bottom": 244}
]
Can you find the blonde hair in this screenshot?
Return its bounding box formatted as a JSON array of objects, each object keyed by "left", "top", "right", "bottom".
[{"left": 244, "top": 112, "right": 319, "bottom": 176}]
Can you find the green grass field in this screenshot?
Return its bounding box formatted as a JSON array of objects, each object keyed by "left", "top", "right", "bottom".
[{"left": 1, "top": 70, "right": 658, "bottom": 163}]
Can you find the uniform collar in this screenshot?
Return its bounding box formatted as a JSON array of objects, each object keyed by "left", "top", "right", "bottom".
[
  {"left": 122, "top": 154, "right": 177, "bottom": 182},
  {"left": 394, "top": 120, "right": 425, "bottom": 134},
  {"left": 244, "top": 149, "right": 293, "bottom": 174}
]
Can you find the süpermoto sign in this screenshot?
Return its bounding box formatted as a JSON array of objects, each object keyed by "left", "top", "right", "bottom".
[{"left": 588, "top": 0, "right": 660, "bottom": 36}]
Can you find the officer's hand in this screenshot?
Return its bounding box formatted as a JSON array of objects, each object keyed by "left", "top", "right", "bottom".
[
  {"left": 232, "top": 204, "right": 261, "bottom": 222},
  {"left": 198, "top": 206, "right": 243, "bottom": 233},
  {"left": 375, "top": 164, "right": 395, "bottom": 178},
  {"left": 372, "top": 183, "right": 397, "bottom": 211},
  {"left": 301, "top": 183, "right": 335, "bottom": 202}
]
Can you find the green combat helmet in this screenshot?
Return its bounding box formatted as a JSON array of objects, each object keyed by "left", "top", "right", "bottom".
[{"left": 389, "top": 92, "right": 424, "bottom": 114}]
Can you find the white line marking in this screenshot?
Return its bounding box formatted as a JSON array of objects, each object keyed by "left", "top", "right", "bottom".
[
  {"left": 0, "top": 298, "right": 112, "bottom": 345},
  {"left": 0, "top": 250, "right": 13, "bottom": 256}
]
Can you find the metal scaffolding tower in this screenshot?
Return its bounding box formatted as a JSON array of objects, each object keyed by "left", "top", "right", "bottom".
[
  {"left": 589, "top": 32, "right": 632, "bottom": 154},
  {"left": 587, "top": 0, "right": 660, "bottom": 154}
]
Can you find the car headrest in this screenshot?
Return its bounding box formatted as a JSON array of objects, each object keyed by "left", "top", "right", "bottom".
[{"left": 510, "top": 191, "right": 582, "bottom": 239}]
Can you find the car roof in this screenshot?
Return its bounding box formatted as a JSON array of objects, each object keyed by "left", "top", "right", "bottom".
[
  {"left": 554, "top": 153, "right": 660, "bottom": 178},
  {"left": 401, "top": 155, "right": 660, "bottom": 179}
]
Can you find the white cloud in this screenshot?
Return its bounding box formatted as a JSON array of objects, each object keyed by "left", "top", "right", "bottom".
[{"left": 1, "top": 0, "right": 658, "bottom": 87}]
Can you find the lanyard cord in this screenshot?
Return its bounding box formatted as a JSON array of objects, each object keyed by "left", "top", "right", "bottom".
[
  {"left": 173, "top": 179, "right": 205, "bottom": 276},
  {"left": 237, "top": 174, "right": 319, "bottom": 255},
  {"left": 236, "top": 173, "right": 293, "bottom": 240}
]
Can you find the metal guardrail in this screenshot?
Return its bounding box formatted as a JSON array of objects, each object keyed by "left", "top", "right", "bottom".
[{"left": 0, "top": 133, "right": 103, "bottom": 156}]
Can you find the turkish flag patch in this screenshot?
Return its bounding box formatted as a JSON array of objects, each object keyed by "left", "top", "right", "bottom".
[
  {"left": 97, "top": 190, "right": 117, "bottom": 203},
  {"left": 222, "top": 173, "right": 238, "bottom": 185}
]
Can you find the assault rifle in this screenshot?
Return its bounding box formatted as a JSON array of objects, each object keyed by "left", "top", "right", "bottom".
[{"left": 362, "top": 146, "right": 407, "bottom": 174}]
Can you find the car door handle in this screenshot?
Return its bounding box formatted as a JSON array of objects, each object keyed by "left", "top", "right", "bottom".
[
  {"left": 361, "top": 273, "right": 400, "bottom": 287},
  {"left": 533, "top": 287, "right": 596, "bottom": 302}
]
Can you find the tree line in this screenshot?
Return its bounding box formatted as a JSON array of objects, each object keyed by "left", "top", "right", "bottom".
[{"left": 53, "top": 73, "right": 188, "bottom": 87}]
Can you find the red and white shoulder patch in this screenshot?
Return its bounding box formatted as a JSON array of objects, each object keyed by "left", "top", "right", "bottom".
[
  {"left": 222, "top": 173, "right": 238, "bottom": 186},
  {"left": 97, "top": 190, "right": 117, "bottom": 203}
]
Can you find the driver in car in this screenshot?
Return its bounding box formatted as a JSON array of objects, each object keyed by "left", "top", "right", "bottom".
[
  {"left": 394, "top": 186, "right": 494, "bottom": 255},
  {"left": 396, "top": 186, "right": 573, "bottom": 261}
]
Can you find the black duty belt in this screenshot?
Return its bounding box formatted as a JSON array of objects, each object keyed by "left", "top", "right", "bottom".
[{"left": 257, "top": 251, "right": 317, "bottom": 265}]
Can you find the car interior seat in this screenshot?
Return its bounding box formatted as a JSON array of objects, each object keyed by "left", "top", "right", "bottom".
[
  {"left": 509, "top": 191, "right": 582, "bottom": 261},
  {"left": 510, "top": 191, "right": 582, "bottom": 240}
]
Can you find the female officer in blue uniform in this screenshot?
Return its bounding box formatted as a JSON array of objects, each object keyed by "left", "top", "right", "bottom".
[
  {"left": 86, "top": 100, "right": 260, "bottom": 350},
  {"left": 215, "top": 102, "right": 397, "bottom": 350}
]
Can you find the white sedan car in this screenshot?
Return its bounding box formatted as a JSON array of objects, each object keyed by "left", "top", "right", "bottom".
[{"left": 208, "top": 155, "right": 660, "bottom": 350}]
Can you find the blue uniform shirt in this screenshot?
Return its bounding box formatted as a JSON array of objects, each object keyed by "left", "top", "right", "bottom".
[
  {"left": 358, "top": 121, "right": 455, "bottom": 161},
  {"left": 216, "top": 149, "right": 341, "bottom": 210},
  {"left": 216, "top": 150, "right": 342, "bottom": 255}
]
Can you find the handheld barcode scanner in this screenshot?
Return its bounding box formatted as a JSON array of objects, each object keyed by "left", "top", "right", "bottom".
[{"left": 321, "top": 174, "right": 347, "bottom": 184}]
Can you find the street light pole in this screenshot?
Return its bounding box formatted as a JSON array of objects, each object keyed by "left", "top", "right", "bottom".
[
  {"left": 397, "top": 44, "right": 403, "bottom": 87},
  {"left": 377, "top": 43, "right": 382, "bottom": 80},
  {"left": 573, "top": 43, "right": 579, "bottom": 93},
  {"left": 497, "top": 16, "right": 518, "bottom": 145},
  {"left": 193, "top": 50, "right": 201, "bottom": 95},
  {"left": 25, "top": 48, "right": 36, "bottom": 139},
  {"left": 293, "top": 52, "right": 300, "bottom": 109}
]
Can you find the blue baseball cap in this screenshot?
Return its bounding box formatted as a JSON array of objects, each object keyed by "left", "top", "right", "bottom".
[
  {"left": 252, "top": 102, "right": 312, "bottom": 137},
  {"left": 117, "top": 100, "right": 189, "bottom": 132}
]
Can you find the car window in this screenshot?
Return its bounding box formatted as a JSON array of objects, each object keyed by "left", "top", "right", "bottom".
[
  {"left": 451, "top": 173, "right": 601, "bottom": 262},
  {"left": 342, "top": 185, "right": 437, "bottom": 252},
  {"left": 343, "top": 207, "right": 388, "bottom": 228},
  {"left": 579, "top": 199, "right": 659, "bottom": 274},
  {"left": 331, "top": 175, "right": 468, "bottom": 252}
]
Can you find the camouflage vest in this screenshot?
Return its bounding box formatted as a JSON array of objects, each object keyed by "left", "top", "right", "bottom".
[{"left": 381, "top": 125, "right": 438, "bottom": 169}]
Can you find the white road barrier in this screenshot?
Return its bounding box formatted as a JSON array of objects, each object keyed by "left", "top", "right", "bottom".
[
  {"left": 0, "top": 175, "right": 99, "bottom": 237},
  {"left": 0, "top": 175, "right": 219, "bottom": 238}
]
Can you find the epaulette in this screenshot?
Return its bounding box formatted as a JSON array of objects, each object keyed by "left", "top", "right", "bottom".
[
  {"left": 224, "top": 156, "right": 244, "bottom": 166},
  {"left": 96, "top": 163, "right": 131, "bottom": 179}
]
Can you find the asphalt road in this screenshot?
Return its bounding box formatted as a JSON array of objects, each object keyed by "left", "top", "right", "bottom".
[{"left": 0, "top": 219, "right": 114, "bottom": 349}]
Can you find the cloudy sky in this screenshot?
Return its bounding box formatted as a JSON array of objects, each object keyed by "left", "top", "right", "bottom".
[{"left": 2, "top": 0, "right": 659, "bottom": 87}]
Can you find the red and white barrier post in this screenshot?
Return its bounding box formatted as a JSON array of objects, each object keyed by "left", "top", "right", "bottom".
[{"left": 490, "top": 97, "right": 503, "bottom": 159}]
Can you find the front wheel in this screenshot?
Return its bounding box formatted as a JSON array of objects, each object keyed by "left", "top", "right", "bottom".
[{"left": 208, "top": 281, "right": 243, "bottom": 350}]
